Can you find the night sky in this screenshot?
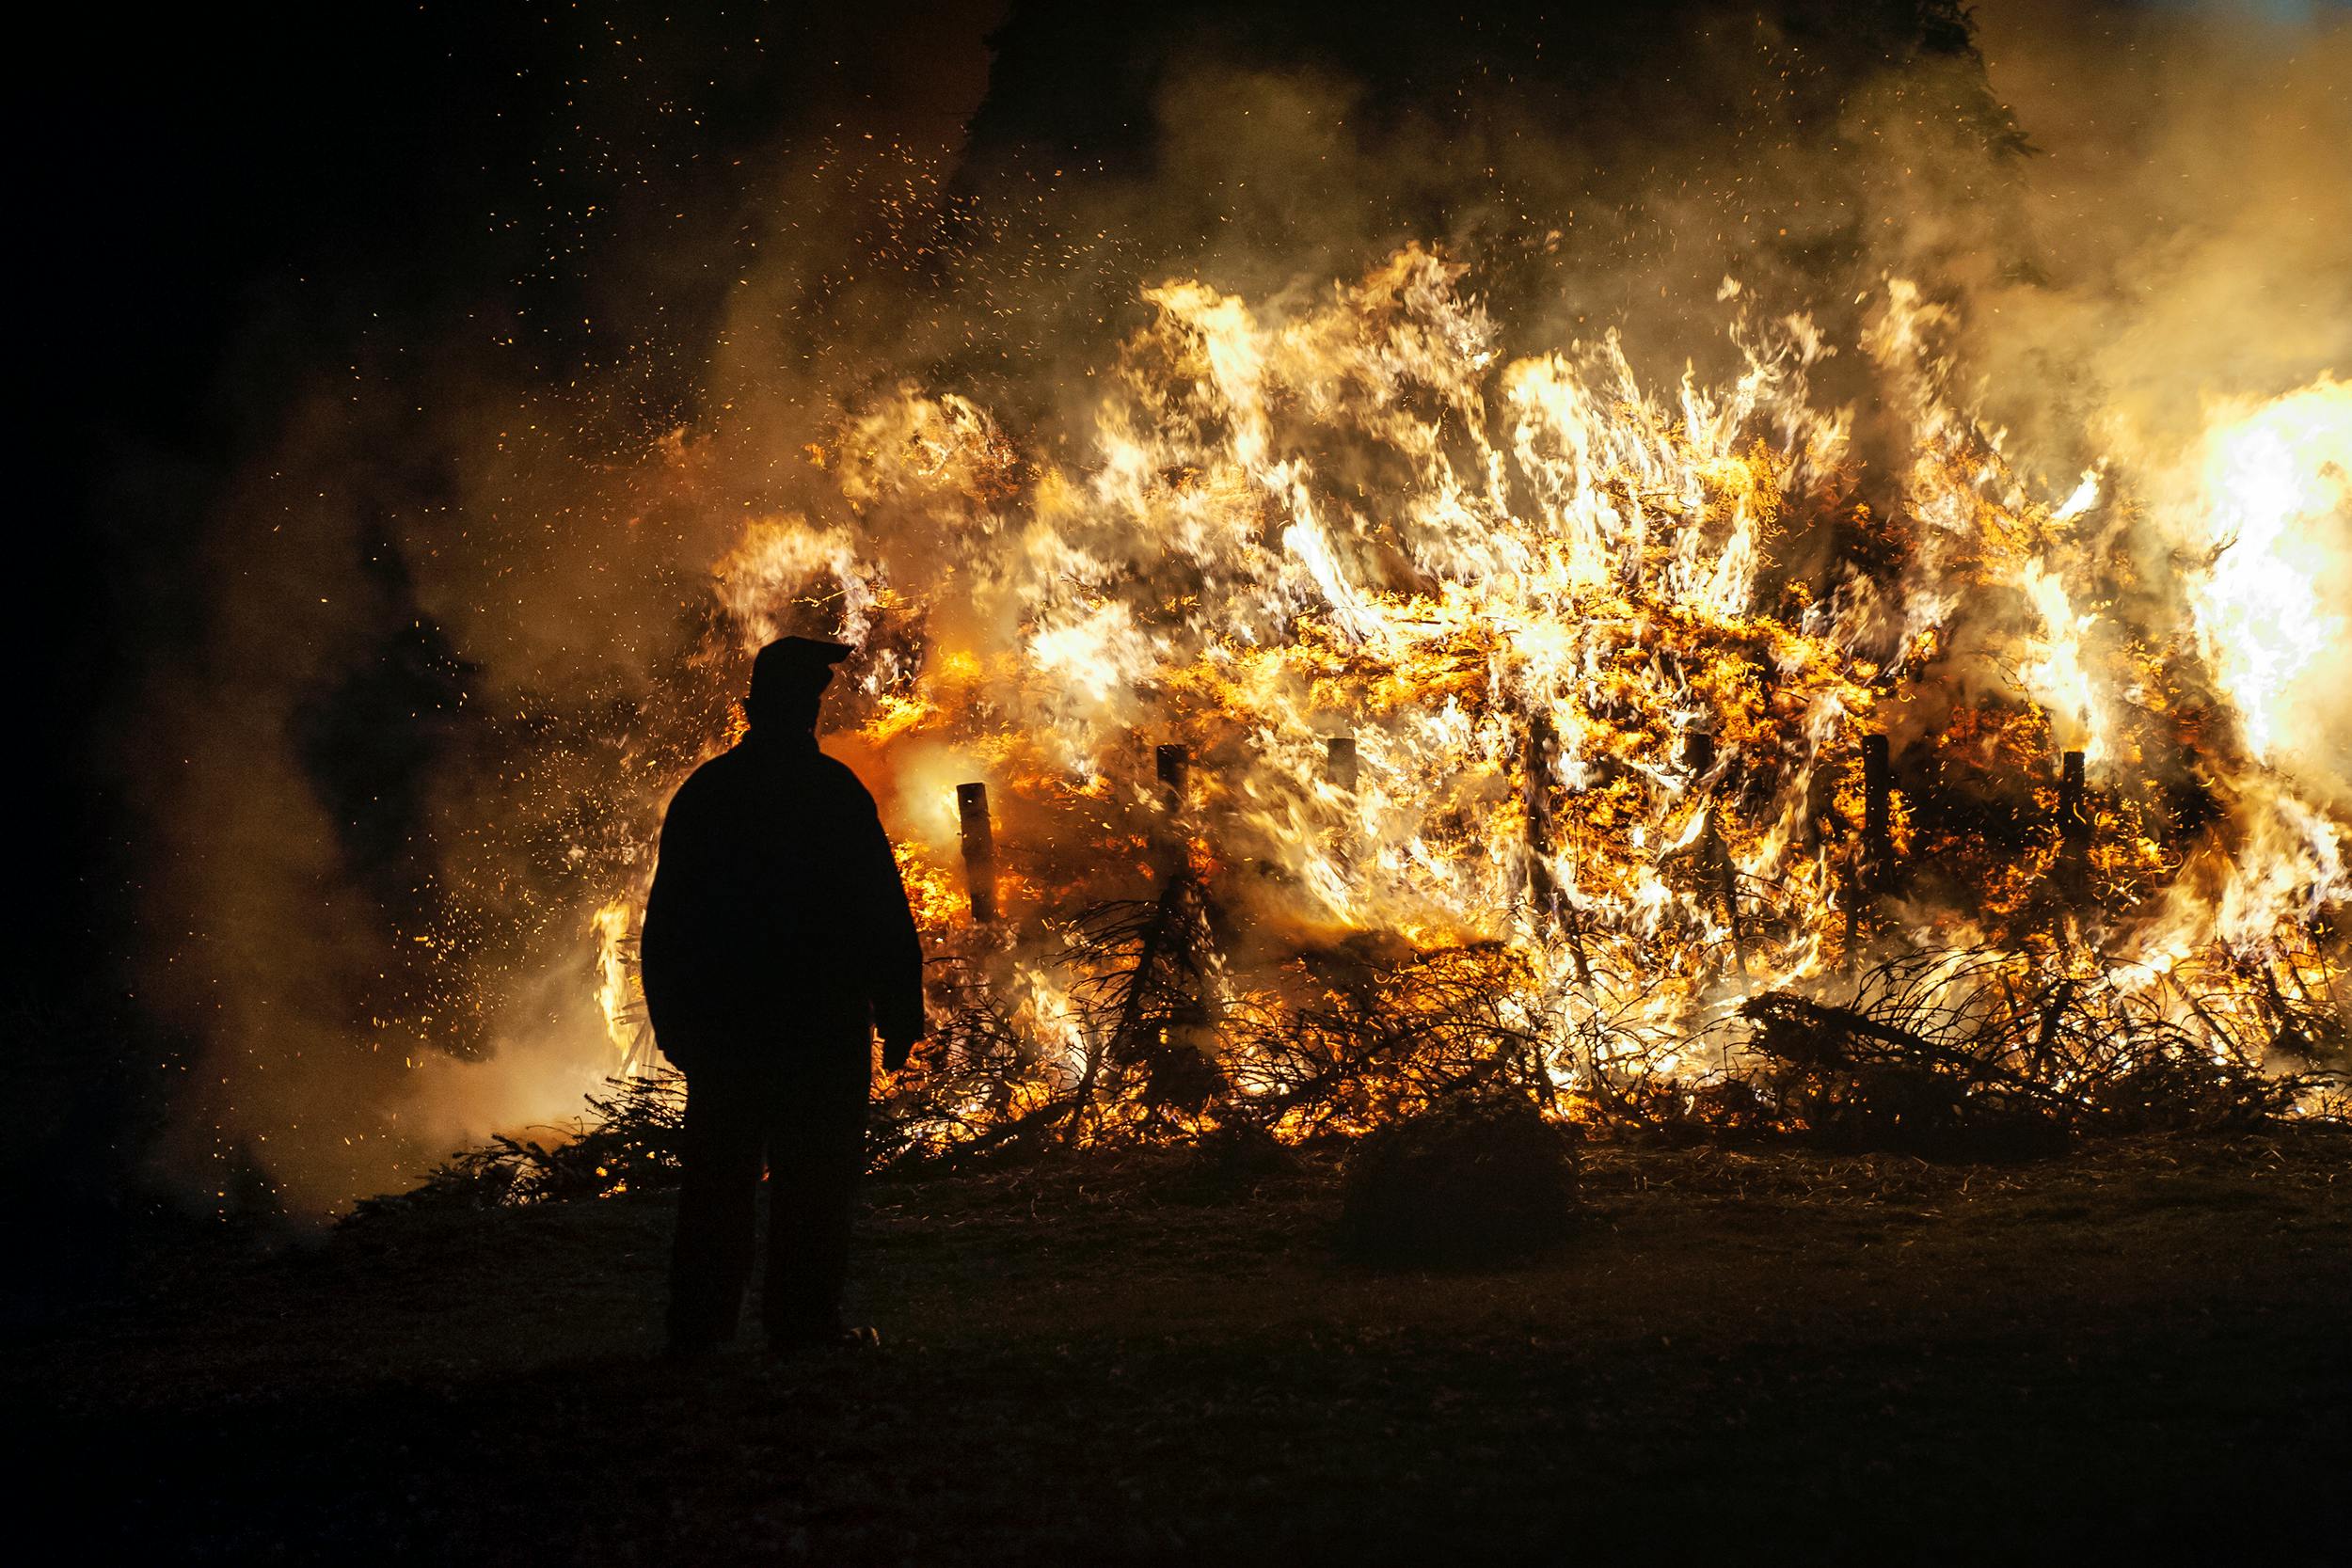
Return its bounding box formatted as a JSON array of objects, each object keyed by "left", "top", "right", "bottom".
[{"left": 32, "top": 3, "right": 996, "bottom": 964}]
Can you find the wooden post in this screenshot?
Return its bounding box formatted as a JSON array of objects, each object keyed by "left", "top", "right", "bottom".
[
  {"left": 1325, "top": 733, "right": 1363, "bottom": 884},
  {"left": 1155, "top": 743, "right": 1188, "bottom": 814},
  {"left": 1704, "top": 813, "right": 1746, "bottom": 976},
  {"left": 1848, "top": 732, "right": 1893, "bottom": 958},
  {"left": 956, "top": 782, "right": 997, "bottom": 925},
  {"left": 2057, "top": 750, "right": 2090, "bottom": 907},
  {"left": 1524, "top": 714, "right": 1559, "bottom": 935},
  {"left": 1863, "top": 733, "right": 1893, "bottom": 876},
  {"left": 1686, "top": 726, "right": 1740, "bottom": 972},
  {"left": 1152, "top": 742, "right": 1190, "bottom": 880},
  {"left": 1326, "top": 736, "right": 1359, "bottom": 793}
]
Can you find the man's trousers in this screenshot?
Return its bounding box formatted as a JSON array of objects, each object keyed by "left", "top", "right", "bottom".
[{"left": 666, "top": 1060, "right": 869, "bottom": 1349}]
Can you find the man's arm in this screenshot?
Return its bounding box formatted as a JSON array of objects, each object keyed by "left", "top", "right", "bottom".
[
  {"left": 639, "top": 771, "right": 719, "bottom": 1071},
  {"left": 851, "top": 794, "right": 927, "bottom": 1069}
]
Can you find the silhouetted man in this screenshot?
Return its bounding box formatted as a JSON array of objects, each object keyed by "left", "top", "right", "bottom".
[{"left": 641, "top": 636, "right": 925, "bottom": 1356}]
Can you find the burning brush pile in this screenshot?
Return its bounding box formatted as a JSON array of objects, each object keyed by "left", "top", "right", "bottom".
[{"left": 477, "top": 246, "right": 2350, "bottom": 1198}]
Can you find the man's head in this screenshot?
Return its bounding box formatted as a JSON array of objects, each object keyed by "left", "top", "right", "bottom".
[{"left": 747, "top": 636, "right": 854, "bottom": 735}]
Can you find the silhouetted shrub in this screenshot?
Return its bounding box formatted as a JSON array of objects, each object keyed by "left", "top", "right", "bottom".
[
  {"left": 1165, "top": 1121, "right": 1299, "bottom": 1204},
  {"left": 1337, "top": 1090, "right": 1577, "bottom": 1264},
  {"left": 1773, "top": 1062, "right": 2072, "bottom": 1161},
  {"left": 350, "top": 1072, "right": 686, "bottom": 1216}
]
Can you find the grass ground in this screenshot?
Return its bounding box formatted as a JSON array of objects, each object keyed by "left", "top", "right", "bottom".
[{"left": 10, "top": 1133, "right": 2348, "bottom": 1563}]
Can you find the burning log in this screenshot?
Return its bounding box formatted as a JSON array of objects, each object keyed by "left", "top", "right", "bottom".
[{"left": 957, "top": 782, "right": 998, "bottom": 925}]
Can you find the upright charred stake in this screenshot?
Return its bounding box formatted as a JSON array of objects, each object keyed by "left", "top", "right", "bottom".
[
  {"left": 1523, "top": 713, "right": 1560, "bottom": 935},
  {"left": 1863, "top": 733, "right": 1895, "bottom": 876},
  {"left": 2057, "top": 750, "right": 2091, "bottom": 910},
  {"left": 1155, "top": 742, "right": 1189, "bottom": 816},
  {"left": 1325, "top": 735, "right": 1359, "bottom": 794},
  {"left": 1520, "top": 712, "right": 1594, "bottom": 986},
  {"left": 1847, "top": 732, "right": 1896, "bottom": 955},
  {"left": 957, "top": 782, "right": 998, "bottom": 925},
  {"left": 1683, "top": 727, "right": 1744, "bottom": 974},
  {"left": 1703, "top": 813, "right": 1746, "bottom": 976},
  {"left": 1326, "top": 733, "right": 1365, "bottom": 880}
]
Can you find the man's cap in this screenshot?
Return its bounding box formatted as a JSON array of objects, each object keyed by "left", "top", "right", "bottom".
[{"left": 751, "top": 635, "right": 855, "bottom": 705}]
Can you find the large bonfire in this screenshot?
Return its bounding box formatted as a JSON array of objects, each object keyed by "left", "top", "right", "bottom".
[{"left": 561, "top": 245, "right": 2349, "bottom": 1170}]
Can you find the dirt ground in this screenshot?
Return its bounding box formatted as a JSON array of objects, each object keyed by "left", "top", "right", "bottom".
[{"left": 10, "top": 1133, "right": 2348, "bottom": 1563}]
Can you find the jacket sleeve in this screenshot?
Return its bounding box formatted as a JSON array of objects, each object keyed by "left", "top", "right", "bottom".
[
  {"left": 639, "top": 772, "right": 720, "bottom": 1065},
  {"left": 852, "top": 792, "right": 928, "bottom": 1045}
]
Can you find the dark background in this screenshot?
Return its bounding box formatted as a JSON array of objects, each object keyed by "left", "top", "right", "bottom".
[
  {"left": 19, "top": 0, "right": 2022, "bottom": 1246},
  {"left": 18, "top": 1, "right": 997, "bottom": 1263},
  {"left": 25, "top": 3, "right": 997, "bottom": 991}
]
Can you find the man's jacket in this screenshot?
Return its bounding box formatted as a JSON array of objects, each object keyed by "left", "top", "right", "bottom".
[{"left": 640, "top": 729, "right": 924, "bottom": 1073}]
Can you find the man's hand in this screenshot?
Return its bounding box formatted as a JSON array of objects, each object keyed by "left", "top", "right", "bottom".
[{"left": 881, "top": 1035, "right": 922, "bottom": 1074}]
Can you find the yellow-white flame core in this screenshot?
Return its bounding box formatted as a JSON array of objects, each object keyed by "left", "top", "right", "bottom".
[{"left": 2175, "top": 376, "right": 2352, "bottom": 765}]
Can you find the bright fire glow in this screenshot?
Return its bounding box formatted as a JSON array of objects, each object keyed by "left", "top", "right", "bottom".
[{"left": 580, "top": 248, "right": 2351, "bottom": 1144}]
